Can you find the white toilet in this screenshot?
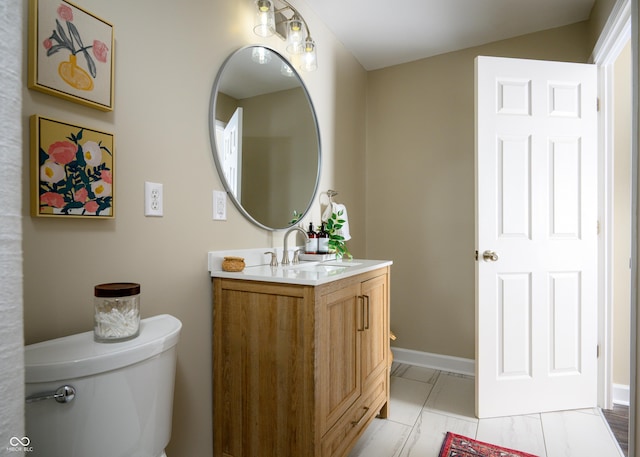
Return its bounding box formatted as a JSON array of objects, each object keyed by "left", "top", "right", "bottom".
[{"left": 24, "top": 314, "right": 182, "bottom": 457}]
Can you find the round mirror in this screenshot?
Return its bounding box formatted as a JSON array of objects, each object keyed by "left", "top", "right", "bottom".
[{"left": 209, "top": 46, "right": 321, "bottom": 230}]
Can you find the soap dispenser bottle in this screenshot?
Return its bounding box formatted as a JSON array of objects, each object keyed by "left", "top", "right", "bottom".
[
  {"left": 317, "top": 223, "right": 329, "bottom": 254},
  {"left": 305, "top": 222, "right": 318, "bottom": 254}
]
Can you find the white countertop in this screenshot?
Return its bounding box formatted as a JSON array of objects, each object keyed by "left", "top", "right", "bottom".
[{"left": 210, "top": 258, "right": 392, "bottom": 286}]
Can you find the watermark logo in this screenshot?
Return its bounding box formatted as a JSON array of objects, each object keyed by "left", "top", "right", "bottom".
[
  {"left": 9, "top": 437, "right": 29, "bottom": 447},
  {"left": 7, "top": 436, "right": 33, "bottom": 452}
]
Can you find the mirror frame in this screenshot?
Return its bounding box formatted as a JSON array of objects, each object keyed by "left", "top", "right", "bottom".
[{"left": 208, "top": 45, "right": 322, "bottom": 231}]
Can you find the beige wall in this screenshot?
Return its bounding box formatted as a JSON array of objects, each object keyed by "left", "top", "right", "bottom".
[
  {"left": 366, "top": 22, "right": 593, "bottom": 359},
  {"left": 613, "top": 40, "right": 632, "bottom": 386},
  {"left": 21, "top": 0, "right": 367, "bottom": 455},
  {"left": 588, "top": 0, "right": 618, "bottom": 51}
]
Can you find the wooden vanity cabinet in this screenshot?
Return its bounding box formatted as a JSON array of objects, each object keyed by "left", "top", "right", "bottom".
[{"left": 212, "top": 266, "right": 390, "bottom": 457}]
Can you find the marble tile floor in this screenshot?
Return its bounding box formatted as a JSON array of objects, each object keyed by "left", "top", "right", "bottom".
[{"left": 348, "top": 363, "right": 624, "bottom": 457}]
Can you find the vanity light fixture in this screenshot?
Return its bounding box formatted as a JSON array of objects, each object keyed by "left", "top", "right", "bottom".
[
  {"left": 252, "top": 0, "right": 317, "bottom": 71},
  {"left": 301, "top": 38, "right": 317, "bottom": 72},
  {"left": 285, "top": 16, "right": 304, "bottom": 54},
  {"left": 254, "top": 0, "right": 275, "bottom": 37}
]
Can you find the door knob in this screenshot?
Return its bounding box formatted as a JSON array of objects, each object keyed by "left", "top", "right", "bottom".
[{"left": 482, "top": 250, "right": 499, "bottom": 262}]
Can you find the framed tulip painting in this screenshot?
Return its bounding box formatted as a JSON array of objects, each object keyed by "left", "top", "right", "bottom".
[
  {"left": 30, "top": 115, "right": 115, "bottom": 218},
  {"left": 28, "top": 0, "right": 114, "bottom": 111}
]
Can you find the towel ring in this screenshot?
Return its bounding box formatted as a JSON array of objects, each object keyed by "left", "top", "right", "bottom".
[{"left": 319, "top": 190, "right": 339, "bottom": 217}]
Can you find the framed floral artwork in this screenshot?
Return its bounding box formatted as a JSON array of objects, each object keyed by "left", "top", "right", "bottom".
[
  {"left": 30, "top": 115, "right": 115, "bottom": 218},
  {"left": 28, "top": 0, "right": 114, "bottom": 111}
]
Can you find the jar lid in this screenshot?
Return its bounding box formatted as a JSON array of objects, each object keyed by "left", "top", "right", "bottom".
[{"left": 95, "top": 282, "right": 140, "bottom": 297}]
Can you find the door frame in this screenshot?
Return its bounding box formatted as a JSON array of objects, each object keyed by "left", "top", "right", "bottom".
[{"left": 590, "top": 0, "right": 631, "bottom": 411}]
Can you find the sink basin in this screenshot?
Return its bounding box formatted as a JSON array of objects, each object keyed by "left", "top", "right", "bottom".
[
  {"left": 281, "top": 261, "right": 320, "bottom": 270},
  {"left": 322, "top": 261, "right": 362, "bottom": 267},
  {"left": 283, "top": 260, "right": 363, "bottom": 275},
  {"left": 282, "top": 260, "right": 362, "bottom": 271},
  {"left": 296, "top": 264, "right": 347, "bottom": 273}
]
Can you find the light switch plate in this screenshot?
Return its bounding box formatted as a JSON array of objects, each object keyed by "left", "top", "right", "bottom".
[{"left": 213, "top": 190, "right": 227, "bottom": 220}]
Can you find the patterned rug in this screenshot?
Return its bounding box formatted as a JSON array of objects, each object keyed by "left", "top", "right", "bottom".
[{"left": 438, "top": 432, "right": 539, "bottom": 457}]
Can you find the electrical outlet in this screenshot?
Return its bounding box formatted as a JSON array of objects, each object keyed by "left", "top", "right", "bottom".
[
  {"left": 213, "top": 190, "right": 227, "bottom": 220},
  {"left": 145, "top": 182, "right": 163, "bottom": 217}
]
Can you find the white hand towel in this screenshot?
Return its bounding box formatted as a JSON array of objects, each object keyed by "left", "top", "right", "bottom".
[{"left": 322, "top": 202, "right": 351, "bottom": 241}]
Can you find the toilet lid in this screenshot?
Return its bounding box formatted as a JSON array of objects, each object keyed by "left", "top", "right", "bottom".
[{"left": 25, "top": 314, "right": 182, "bottom": 383}]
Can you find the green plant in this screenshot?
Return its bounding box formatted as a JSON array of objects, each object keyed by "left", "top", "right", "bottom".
[
  {"left": 290, "top": 210, "right": 302, "bottom": 225},
  {"left": 325, "top": 209, "right": 352, "bottom": 259}
]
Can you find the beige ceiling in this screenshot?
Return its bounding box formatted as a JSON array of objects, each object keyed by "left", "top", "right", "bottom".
[{"left": 302, "top": 0, "right": 596, "bottom": 70}]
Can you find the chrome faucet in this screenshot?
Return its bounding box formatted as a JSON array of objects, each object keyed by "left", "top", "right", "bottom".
[{"left": 282, "top": 226, "right": 308, "bottom": 265}]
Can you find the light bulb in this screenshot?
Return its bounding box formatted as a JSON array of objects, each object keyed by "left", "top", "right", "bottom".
[
  {"left": 281, "top": 62, "right": 295, "bottom": 77},
  {"left": 252, "top": 47, "right": 272, "bottom": 65}
]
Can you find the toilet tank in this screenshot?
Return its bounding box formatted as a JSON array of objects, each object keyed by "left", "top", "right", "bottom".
[{"left": 25, "top": 314, "right": 182, "bottom": 457}]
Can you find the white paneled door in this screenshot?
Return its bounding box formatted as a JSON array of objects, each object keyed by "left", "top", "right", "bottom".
[
  {"left": 222, "top": 107, "right": 243, "bottom": 198},
  {"left": 475, "top": 56, "right": 598, "bottom": 418}
]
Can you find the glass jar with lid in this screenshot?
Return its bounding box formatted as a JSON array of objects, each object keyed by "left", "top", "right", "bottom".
[{"left": 94, "top": 282, "right": 140, "bottom": 342}]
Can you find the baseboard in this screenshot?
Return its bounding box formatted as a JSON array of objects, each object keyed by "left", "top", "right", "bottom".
[
  {"left": 391, "top": 347, "right": 625, "bottom": 405},
  {"left": 613, "top": 383, "right": 630, "bottom": 406},
  {"left": 391, "top": 347, "right": 475, "bottom": 377}
]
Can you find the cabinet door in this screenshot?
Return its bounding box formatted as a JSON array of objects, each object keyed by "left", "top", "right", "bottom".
[
  {"left": 214, "top": 284, "right": 314, "bottom": 457},
  {"left": 318, "top": 283, "right": 361, "bottom": 434},
  {"left": 360, "top": 274, "right": 388, "bottom": 389}
]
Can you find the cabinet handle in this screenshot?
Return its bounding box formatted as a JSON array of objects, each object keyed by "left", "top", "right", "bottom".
[
  {"left": 363, "top": 295, "right": 370, "bottom": 330},
  {"left": 357, "top": 296, "right": 365, "bottom": 331},
  {"left": 351, "top": 406, "right": 370, "bottom": 427}
]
